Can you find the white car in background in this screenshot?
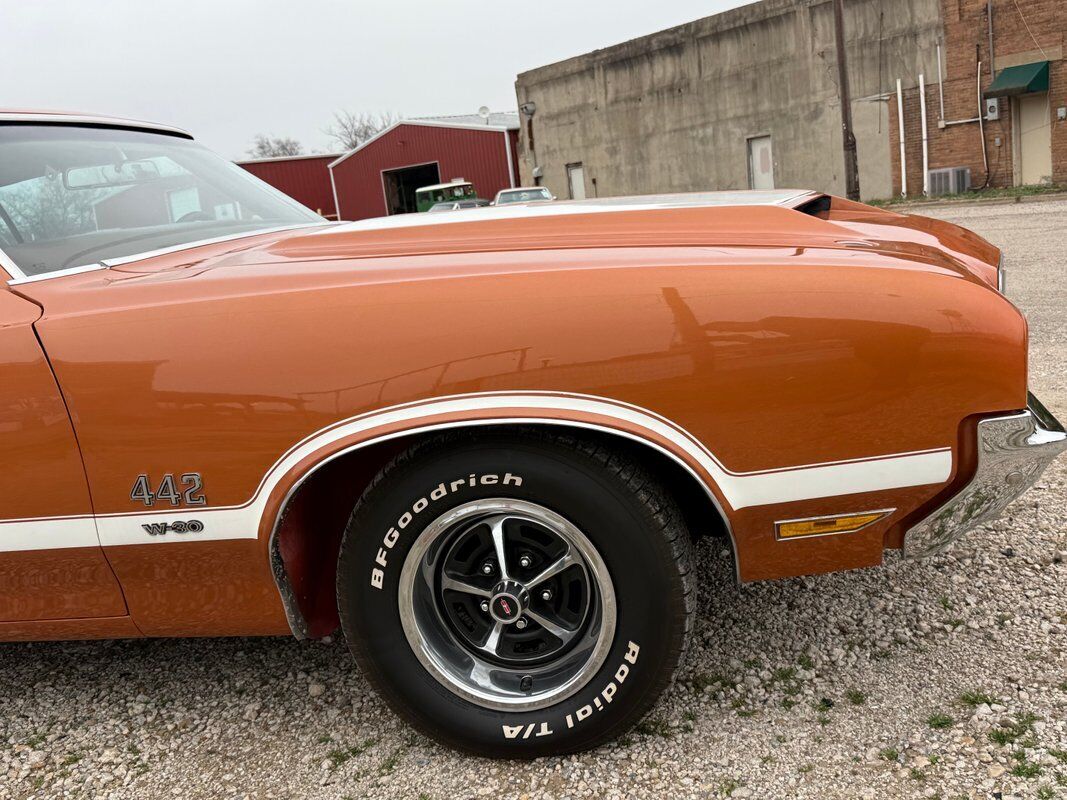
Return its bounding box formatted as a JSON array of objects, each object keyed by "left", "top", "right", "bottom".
[{"left": 493, "top": 186, "right": 556, "bottom": 205}]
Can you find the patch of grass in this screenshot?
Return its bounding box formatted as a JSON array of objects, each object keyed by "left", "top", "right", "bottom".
[
  {"left": 798, "top": 654, "right": 815, "bottom": 670},
  {"left": 61, "top": 752, "right": 82, "bottom": 766},
  {"left": 719, "top": 778, "right": 742, "bottom": 795},
  {"left": 815, "top": 698, "right": 834, "bottom": 712},
  {"left": 24, "top": 733, "right": 45, "bottom": 748},
  {"left": 846, "top": 689, "right": 867, "bottom": 706},
  {"left": 743, "top": 657, "right": 761, "bottom": 669},
  {"left": 798, "top": 764, "right": 814, "bottom": 775},
  {"left": 736, "top": 709, "right": 756, "bottom": 718},
  {"left": 379, "top": 747, "right": 402, "bottom": 776},
  {"left": 1036, "top": 787, "right": 1054, "bottom": 800},
  {"left": 927, "top": 713, "right": 954, "bottom": 729},
  {"left": 938, "top": 596, "right": 953, "bottom": 611},
  {"left": 959, "top": 690, "right": 998, "bottom": 708},
  {"left": 772, "top": 667, "right": 796, "bottom": 683},
  {"left": 781, "top": 698, "right": 798, "bottom": 710},
  {"left": 690, "top": 672, "right": 724, "bottom": 693},
  {"left": 989, "top": 713, "right": 1039, "bottom": 747},
  {"left": 910, "top": 768, "right": 927, "bottom": 781},
  {"left": 880, "top": 747, "right": 900, "bottom": 762},
  {"left": 817, "top": 715, "right": 831, "bottom": 727},
  {"left": 635, "top": 717, "right": 672, "bottom": 738},
  {"left": 1011, "top": 761, "right": 1042, "bottom": 779},
  {"left": 1050, "top": 749, "right": 1067, "bottom": 764},
  {"left": 326, "top": 737, "right": 379, "bottom": 768},
  {"left": 929, "top": 754, "right": 941, "bottom": 766},
  {"left": 683, "top": 710, "right": 697, "bottom": 723},
  {"left": 945, "top": 618, "right": 964, "bottom": 628}
]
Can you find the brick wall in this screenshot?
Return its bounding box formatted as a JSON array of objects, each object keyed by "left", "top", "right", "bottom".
[{"left": 889, "top": 0, "right": 1065, "bottom": 195}]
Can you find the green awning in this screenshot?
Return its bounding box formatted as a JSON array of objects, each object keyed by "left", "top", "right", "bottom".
[{"left": 984, "top": 61, "right": 1049, "bottom": 98}]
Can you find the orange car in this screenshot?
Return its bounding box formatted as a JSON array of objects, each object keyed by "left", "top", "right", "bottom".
[{"left": 0, "top": 112, "right": 1063, "bottom": 756}]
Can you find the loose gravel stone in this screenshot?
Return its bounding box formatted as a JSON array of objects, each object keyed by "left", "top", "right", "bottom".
[{"left": 1, "top": 199, "right": 1065, "bottom": 799}]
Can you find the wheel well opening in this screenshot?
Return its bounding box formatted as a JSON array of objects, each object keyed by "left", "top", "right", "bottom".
[{"left": 271, "top": 422, "right": 730, "bottom": 640}]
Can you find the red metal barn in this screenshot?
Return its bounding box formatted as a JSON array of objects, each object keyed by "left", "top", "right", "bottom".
[
  {"left": 329, "top": 114, "right": 520, "bottom": 221},
  {"left": 237, "top": 153, "right": 342, "bottom": 219}
]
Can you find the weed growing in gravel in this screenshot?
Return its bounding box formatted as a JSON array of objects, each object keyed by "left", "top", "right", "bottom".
[
  {"left": 1050, "top": 749, "right": 1067, "bottom": 764},
  {"left": 989, "top": 713, "right": 1039, "bottom": 746},
  {"left": 1036, "top": 787, "right": 1054, "bottom": 799},
  {"left": 927, "top": 713, "right": 954, "bottom": 729},
  {"left": 846, "top": 689, "right": 867, "bottom": 706},
  {"left": 327, "top": 737, "right": 379, "bottom": 768},
  {"left": 880, "top": 747, "right": 900, "bottom": 762},
  {"left": 938, "top": 596, "right": 953, "bottom": 611},
  {"left": 690, "top": 672, "right": 725, "bottom": 693},
  {"left": 772, "top": 667, "right": 796, "bottom": 683},
  {"left": 798, "top": 764, "right": 814, "bottom": 775},
  {"left": 910, "top": 768, "right": 927, "bottom": 781},
  {"left": 683, "top": 710, "right": 697, "bottom": 723},
  {"left": 737, "top": 709, "right": 757, "bottom": 718},
  {"left": 959, "top": 690, "right": 999, "bottom": 707},
  {"left": 1011, "top": 753, "right": 1042, "bottom": 779},
  {"left": 719, "top": 778, "right": 742, "bottom": 794},
  {"left": 379, "top": 747, "right": 403, "bottom": 776},
  {"left": 798, "top": 654, "right": 815, "bottom": 670},
  {"left": 635, "top": 717, "right": 672, "bottom": 738}
]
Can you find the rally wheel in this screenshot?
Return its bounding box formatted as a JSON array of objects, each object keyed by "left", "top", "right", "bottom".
[{"left": 336, "top": 428, "right": 694, "bottom": 756}]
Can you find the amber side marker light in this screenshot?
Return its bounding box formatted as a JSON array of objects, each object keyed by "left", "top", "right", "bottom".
[{"left": 775, "top": 509, "right": 894, "bottom": 541}]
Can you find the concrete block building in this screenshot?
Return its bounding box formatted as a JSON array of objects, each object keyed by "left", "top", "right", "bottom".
[{"left": 514, "top": 0, "right": 1064, "bottom": 201}]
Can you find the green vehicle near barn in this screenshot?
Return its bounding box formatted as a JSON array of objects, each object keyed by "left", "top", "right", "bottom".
[{"left": 415, "top": 180, "right": 479, "bottom": 212}]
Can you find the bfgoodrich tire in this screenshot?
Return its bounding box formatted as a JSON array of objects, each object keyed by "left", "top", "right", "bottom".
[{"left": 336, "top": 428, "right": 694, "bottom": 757}]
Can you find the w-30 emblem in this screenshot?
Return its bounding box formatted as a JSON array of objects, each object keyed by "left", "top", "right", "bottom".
[{"left": 142, "top": 520, "right": 204, "bottom": 536}]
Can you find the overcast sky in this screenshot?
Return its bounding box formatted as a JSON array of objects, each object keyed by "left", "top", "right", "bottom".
[{"left": 4, "top": 1, "right": 754, "bottom": 159}]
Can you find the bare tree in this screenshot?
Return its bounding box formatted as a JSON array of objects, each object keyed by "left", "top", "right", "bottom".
[
  {"left": 325, "top": 111, "right": 399, "bottom": 152},
  {"left": 247, "top": 135, "right": 304, "bottom": 159}
]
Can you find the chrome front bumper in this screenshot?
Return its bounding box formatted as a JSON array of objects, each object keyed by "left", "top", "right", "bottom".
[{"left": 904, "top": 393, "right": 1067, "bottom": 558}]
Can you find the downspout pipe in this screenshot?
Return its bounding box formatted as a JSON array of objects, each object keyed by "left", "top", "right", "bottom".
[
  {"left": 920, "top": 73, "right": 930, "bottom": 196},
  {"left": 897, "top": 78, "right": 907, "bottom": 197},
  {"left": 936, "top": 40, "right": 945, "bottom": 121}
]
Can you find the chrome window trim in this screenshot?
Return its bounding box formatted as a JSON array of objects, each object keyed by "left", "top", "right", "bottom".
[
  {"left": 3, "top": 223, "right": 333, "bottom": 285},
  {"left": 8, "top": 263, "right": 106, "bottom": 286},
  {"left": 997, "top": 253, "right": 1006, "bottom": 295},
  {"left": 0, "top": 245, "right": 26, "bottom": 281}
]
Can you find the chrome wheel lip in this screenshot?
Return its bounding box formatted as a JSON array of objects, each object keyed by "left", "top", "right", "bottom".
[{"left": 398, "top": 498, "right": 617, "bottom": 712}]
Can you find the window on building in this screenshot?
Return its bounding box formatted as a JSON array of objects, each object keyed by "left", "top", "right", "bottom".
[{"left": 566, "top": 162, "right": 586, "bottom": 200}]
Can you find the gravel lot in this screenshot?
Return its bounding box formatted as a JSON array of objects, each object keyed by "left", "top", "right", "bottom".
[{"left": 3, "top": 199, "right": 1066, "bottom": 800}]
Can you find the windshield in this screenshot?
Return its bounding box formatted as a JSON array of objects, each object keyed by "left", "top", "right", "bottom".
[
  {"left": 497, "top": 187, "right": 552, "bottom": 204},
  {"left": 0, "top": 125, "right": 322, "bottom": 277}
]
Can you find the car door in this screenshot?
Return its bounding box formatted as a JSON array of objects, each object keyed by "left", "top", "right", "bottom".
[{"left": 0, "top": 287, "right": 128, "bottom": 622}]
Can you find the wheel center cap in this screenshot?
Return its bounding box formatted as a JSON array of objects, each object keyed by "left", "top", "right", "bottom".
[{"left": 489, "top": 580, "right": 529, "bottom": 624}]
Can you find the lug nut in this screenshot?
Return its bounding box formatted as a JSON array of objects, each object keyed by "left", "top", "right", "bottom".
[
  {"left": 480, "top": 560, "right": 495, "bottom": 575},
  {"left": 479, "top": 600, "right": 489, "bottom": 613},
  {"left": 541, "top": 588, "right": 553, "bottom": 602},
  {"left": 515, "top": 617, "right": 528, "bottom": 630},
  {"left": 520, "top": 675, "right": 533, "bottom": 692},
  {"left": 519, "top": 553, "right": 533, "bottom": 569}
]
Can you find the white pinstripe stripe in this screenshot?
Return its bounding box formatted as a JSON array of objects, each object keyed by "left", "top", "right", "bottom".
[{"left": 0, "top": 392, "right": 952, "bottom": 552}]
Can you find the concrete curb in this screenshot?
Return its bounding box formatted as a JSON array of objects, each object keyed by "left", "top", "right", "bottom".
[{"left": 882, "top": 191, "right": 1067, "bottom": 212}]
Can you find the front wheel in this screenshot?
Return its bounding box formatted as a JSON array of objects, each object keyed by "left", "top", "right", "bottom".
[{"left": 336, "top": 429, "right": 694, "bottom": 757}]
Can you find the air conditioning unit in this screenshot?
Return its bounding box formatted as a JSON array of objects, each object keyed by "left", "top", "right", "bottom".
[{"left": 927, "top": 167, "right": 971, "bottom": 196}]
